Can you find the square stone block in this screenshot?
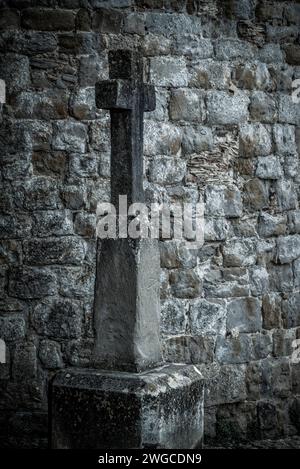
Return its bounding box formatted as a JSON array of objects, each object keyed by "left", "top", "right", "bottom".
[{"left": 50, "top": 364, "right": 204, "bottom": 449}]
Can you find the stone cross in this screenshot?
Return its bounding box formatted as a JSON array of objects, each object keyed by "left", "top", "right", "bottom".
[
  {"left": 51, "top": 50, "right": 204, "bottom": 449},
  {"left": 96, "top": 49, "right": 155, "bottom": 207},
  {"left": 93, "top": 50, "right": 162, "bottom": 372}
]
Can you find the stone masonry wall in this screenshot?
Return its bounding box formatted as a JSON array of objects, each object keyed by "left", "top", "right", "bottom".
[{"left": 0, "top": 0, "right": 300, "bottom": 448}]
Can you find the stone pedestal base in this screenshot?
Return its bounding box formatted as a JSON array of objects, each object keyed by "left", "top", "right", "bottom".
[{"left": 50, "top": 364, "right": 204, "bottom": 449}]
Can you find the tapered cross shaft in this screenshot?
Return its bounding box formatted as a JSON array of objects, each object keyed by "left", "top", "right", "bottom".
[{"left": 93, "top": 50, "right": 161, "bottom": 372}]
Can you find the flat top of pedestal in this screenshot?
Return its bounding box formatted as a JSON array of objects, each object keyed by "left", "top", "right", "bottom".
[{"left": 52, "top": 364, "right": 204, "bottom": 396}]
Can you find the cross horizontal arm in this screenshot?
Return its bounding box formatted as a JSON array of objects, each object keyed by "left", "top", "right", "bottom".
[{"left": 96, "top": 79, "right": 156, "bottom": 112}]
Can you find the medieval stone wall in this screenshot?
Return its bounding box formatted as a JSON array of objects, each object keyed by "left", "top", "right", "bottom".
[{"left": 0, "top": 0, "right": 300, "bottom": 448}]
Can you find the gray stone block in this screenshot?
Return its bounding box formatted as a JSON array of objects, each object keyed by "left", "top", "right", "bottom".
[
  {"left": 268, "top": 263, "right": 294, "bottom": 293},
  {"left": 258, "top": 212, "right": 286, "bottom": 238},
  {"left": 163, "top": 335, "right": 215, "bottom": 365},
  {"left": 14, "top": 177, "right": 60, "bottom": 211},
  {"left": 123, "top": 12, "right": 145, "bottom": 35},
  {"left": 189, "top": 60, "right": 231, "bottom": 90},
  {"left": 284, "top": 44, "right": 300, "bottom": 66},
  {"left": 222, "top": 239, "right": 256, "bottom": 267},
  {"left": 160, "top": 298, "right": 188, "bottom": 335},
  {"left": 258, "top": 43, "right": 284, "bottom": 63},
  {"left": 204, "top": 218, "right": 230, "bottom": 242},
  {"left": 284, "top": 154, "right": 299, "bottom": 179},
  {"left": 70, "top": 87, "right": 96, "bottom": 120},
  {"left": 273, "top": 124, "right": 297, "bottom": 155},
  {"left": 243, "top": 178, "right": 269, "bottom": 211},
  {"left": 74, "top": 213, "right": 96, "bottom": 238},
  {"left": 92, "top": 8, "right": 123, "bottom": 33},
  {"left": 282, "top": 293, "right": 300, "bottom": 328},
  {"left": 22, "top": 8, "right": 75, "bottom": 31},
  {"left": 0, "top": 8, "right": 20, "bottom": 30},
  {"left": 0, "top": 54, "right": 30, "bottom": 95},
  {"left": 172, "top": 37, "right": 213, "bottom": 59},
  {"left": 190, "top": 299, "right": 226, "bottom": 336},
  {"left": 57, "top": 266, "right": 95, "bottom": 298},
  {"left": 279, "top": 95, "right": 300, "bottom": 125},
  {"left": 79, "top": 54, "right": 107, "bottom": 87},
  {"left": 0, "top": 314, "right": 26, "bottom": 342},
  {"left": 24, "top": 237, "right": 87, "bottom": 266},
  {"left": 32, "top": 210, "right": 73, "bottom": 237},
  {"left": 252, "top": 332, "right": 273, "bottom": 360},
  {"left": 38, "top": 340, "right": 63, "bottom": 370},
  {"left": 273, "top": 329, "right": 296, "bottom": 358},
  {"left": 142, "top": 34, "right": 172, "bottom": 56},
  {"left": 149, "top": 156, "right": 186, "bottom": 184},
  {"left": 215, "top": 39, "right": 254, "bottom": 61},
  {"left": 204, "top": 280, "right": 250, "bottom": 299},
  {"left": 21, "top": 31, "right": 58, "bottom": 55},
  {"left": 0, "top": 214, "right": 31, "bottom": 239},
  {"left": 198, "top": 363, "right": 247, "bottom": 405},
  {"left": 145, "top": 12, "right": 200, "bottom": 37},
  {"left": 256, "top": 155, "right": 283, "bottom": 180},
  {"left": 32, "top": 299, "right": 82, "bottom": 339},
  {"left": 225, "top": 0, "right": 255, "bottom": 19},
  {"left": 90, "top": 0, "right": 132, "bottom": 7},
  {"left": 234, "top": 63, "right": 271, "bottom": 91},
  {"left": 52, "top": 121, "right": 87, "bottom": 153},
  {"left": 216, "top": 334, "right": 254, "bottom": 364},
  {"left": 275, "top": 180, "right": 298, "bottom": 211},
  {"left": 249, "top": 265, "right": 269, "bottom": 296},
  {"left": 288, "top": 211, "right": 300, "bottom": 235},
  {"left": 14, "top": 90, "right": 69, "bottom": 119},
  {"left": 226, "top": 297, "right": 262, "bottom": 333},
  {"left": 169, "top": 269, "right": 202, "bottom": 299},
  {"left": 12, "top": 343, "right": 37, "bottom": 382},
  {"left": 262, "top": 293, "right": 282, "bottom": 329},
  {"left": 250, "top": 91, "right": 277, "bottom": 123},
  {"left": 239, "top": 123, "right": 272, "bottom": 157},
  {"left": 205, "top": 185, "right": 242, "bottom": 218},
  {"left": 144, "top": 121, "right": 182, "bottom": 156},
  {"left": 277, "top": 235, "right": 300, "bottom": 264},
  {"left": 50, "top": 365, "right": 204, "bottom": 449},
  {"left": 61, "top": 185, "right": 88, "bottom": 210},
  {"left": 8, "top": 267, "right": 57, "bottom": 299},
  {"left": 207, "top": 91, "right": 249, "bottom": 125},
  {"left": 169, "top": 89, "right": 206, "bottom": 122},
  {"left": 150, "top": 57, "right": 188, "bottom": 87},
  {"left": 75, "top": 8, "right": 92, "bottom": 31},
  {"left": 182, "top": 126, "right": 213, "bottom": 154},
  {"left": 159, "top": 241, "right": 197, "bottom": 269}
]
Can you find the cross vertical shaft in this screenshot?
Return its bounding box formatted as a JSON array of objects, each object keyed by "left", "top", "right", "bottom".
[{"left": 93, "top": 50, "right": 161, "bottom": 372}]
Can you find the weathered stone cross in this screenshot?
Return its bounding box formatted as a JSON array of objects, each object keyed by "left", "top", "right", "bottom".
[
  {"left": 50, "top": 50, "right": 204, "bottom": 449},
  {"left": 93, "top": 50, "right": 162, "bottom": 372},
  {"left": 96, "top": 49, "right": 155, "bottom": 207}
]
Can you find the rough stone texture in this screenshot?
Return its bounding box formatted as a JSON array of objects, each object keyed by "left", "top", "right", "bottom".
[
  {"left": 51, "top": 365, "right": 204, "bottom": 449},
  {"left": 0, "top": 0, "right": 300, "bottom": 449},
  {"left": 239, "top": 123, "right": 272, "bottom": 157},
  {"left": 206, "top": 91, "right": 249, "bottom": 125},
  {"left": 169, "top": 89, "right": 206, "bottom": 122},
  {"left": 256, "top": 155, "right": 283, "bottom": 180}
]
